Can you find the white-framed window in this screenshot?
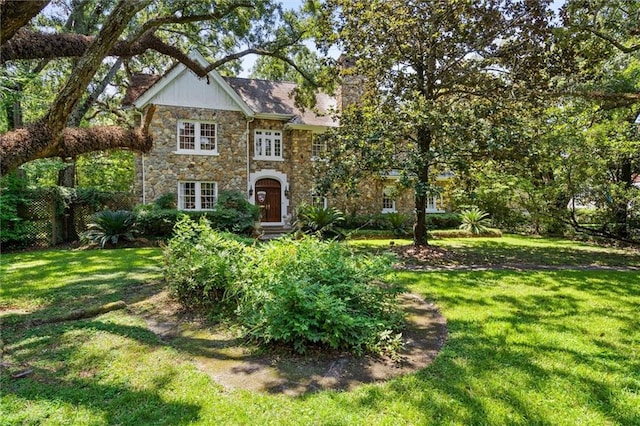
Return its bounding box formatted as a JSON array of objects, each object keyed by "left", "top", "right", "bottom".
[
  {"left": 312, "top": 195, "right": 328, "bottom": 209},
  {"left": 311, "top": 135, "right": 327, "bottom": 159},
  {"left": 382, "top": 186, "right": 397, "bottom": 213},
  {"left": 178, "top": 181, "right": 217, "bottom": 210},
  {"left": 426, "top": 194, "right": 441, "bottom": 212},
  {"left": 177, "top": 121, "right": 217, "bottom": 154},
  {"left": 254, "top": 129, "right": 283, "bottom": 160}
]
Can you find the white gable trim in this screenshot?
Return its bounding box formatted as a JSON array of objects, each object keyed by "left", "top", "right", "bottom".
[{"left": 133, "top": 50, "right": 254, "bottom": 117}]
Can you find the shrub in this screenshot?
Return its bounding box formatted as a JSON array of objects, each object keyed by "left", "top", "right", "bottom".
[
  {"left": 208, "top": 191, "right": 260, "bottom": 235},
  {"left": 384, "top": 212, "right": 411, "bottom": 236},
  {"left": 163, "top": 217, "right": 405, "bottom": 357},
  {"left": 241, "top": 236, "right": 404, "bottom": 355},
  {"left": 459, "top": 207, "right": 492, "bottom": 234},
  {"left": 430, "top": 228, "right": 502, "bottom": 238},
  {"left": 426, "top": 213, "right": 462, "bottom": 230},
  {"left": 135, "top": 191, "right": 259, "bottom": 238},
  {"left": 163, "top": 216, "right": 248, "bottom": 310},
  {"left": 295, "top": 204, "right": 345, "bottom": 239},
  {"left": 81, "top": 210, "right": 137, "bottom": 248},
  {"left": 0, "top": 173, "right": 31, "bottom": 248},
  {"left": 154, "top": 192, "right": 177, "bottom": 209}
]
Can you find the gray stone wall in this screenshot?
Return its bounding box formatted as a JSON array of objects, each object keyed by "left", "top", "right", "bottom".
[{"left": 135, "top": 105, "right": 248, "bottom": 204}]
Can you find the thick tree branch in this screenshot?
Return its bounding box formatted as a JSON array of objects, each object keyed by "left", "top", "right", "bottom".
[
  {"left": 0, "top": 123, "right": 153, "bottom": 175},
  {"left": 0, "top": 0, "right": 50, "bottom": 43}
]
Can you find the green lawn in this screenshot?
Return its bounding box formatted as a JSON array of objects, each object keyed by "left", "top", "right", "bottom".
[
  {"left": 351, "top": 234, "right": 640, "bottom": 267},
  {"left": 1, "top": 238, "right": 639, "bottom": 425}
]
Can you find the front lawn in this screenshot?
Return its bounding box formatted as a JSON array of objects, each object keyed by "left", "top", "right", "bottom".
[{"left": 1, "top": 238, "right": 638, "bottom": 425}]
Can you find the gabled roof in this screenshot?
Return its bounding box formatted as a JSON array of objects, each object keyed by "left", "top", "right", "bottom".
[
  {"left": 224, "top": 77, "right": 337, "bottom": 127},
  {"left": 123, "top": 51, "right": 337, "bottom": 127}
]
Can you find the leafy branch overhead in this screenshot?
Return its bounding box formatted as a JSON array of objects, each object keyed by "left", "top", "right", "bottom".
[{"left": 0, "top": 0, "right": 323, "bottom": 175}]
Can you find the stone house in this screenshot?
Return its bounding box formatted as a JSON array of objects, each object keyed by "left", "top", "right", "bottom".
[{"left": 125, "top": 52, "right": 446, "bottom": 230}]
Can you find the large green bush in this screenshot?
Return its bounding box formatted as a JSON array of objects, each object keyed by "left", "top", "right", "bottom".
[
  {"left": 81, "top": 210, "right": 138, "bottom": 248},
  {"left": 0, "top": 173, "right": 31, "bottom": 248},
  {"left": 136, "top": 191, "right": 259, "bottom": 238},
  {"left": 295, "top": 204, "right": 345, "bottom": 239},
  {"left": 164, "top": 216, "right": 248, "bottom": 310},
  {"left": 241, "top": 237, "right": 403, "bottom": 355},
  {"left": 163, "top": 217, "right": 405, "bottom": 357}
]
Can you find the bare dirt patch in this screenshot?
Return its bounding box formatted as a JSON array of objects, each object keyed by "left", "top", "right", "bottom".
[{"left": 132, "top": 291, "right": 447, "bottom": 396}]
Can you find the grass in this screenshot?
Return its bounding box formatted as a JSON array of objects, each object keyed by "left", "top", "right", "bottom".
[
  {"left": 1, "top": 238, "right": 639, "bottom": 425},
  {"left": 350, "top": 234, "right": 640, "bottom": 267}
]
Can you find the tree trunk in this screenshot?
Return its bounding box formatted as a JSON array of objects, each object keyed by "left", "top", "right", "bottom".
[
  {"left": 413, "top": 125, "right": 431, "bottom": 246},
  {"left": 614, "top": 158, "right": 633, "bottom": 239},
  {"left": 57, "top": 161, "right": 78, "bottom": 242}
]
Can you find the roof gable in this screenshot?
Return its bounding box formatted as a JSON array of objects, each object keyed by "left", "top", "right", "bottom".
[{"left": 131, "top": 51, "right": 253, "bottom": 116}]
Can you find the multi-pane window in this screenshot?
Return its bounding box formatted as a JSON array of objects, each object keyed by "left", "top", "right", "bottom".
[
  {"left": 382, "top": 186, "right": 396, "bottom": 213},
  {"left": 178, "top": 181, "right": 217, "bottom": 210},
  {"left": 177, "top": 121, "right": 217, "bottom": 154},
  {"left": 426, "top": 194, "right": 441, "bottom": 212},
  {"left": 311, "top": 135, "right": 327, "bottom": 159},
  {"left": 254, "top": 129, "right": 283, "bottom": 160}
]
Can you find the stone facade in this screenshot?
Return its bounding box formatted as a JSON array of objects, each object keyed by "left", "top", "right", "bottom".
[{"left": 135, "top": 105, "right": 248, "bottom": 203}]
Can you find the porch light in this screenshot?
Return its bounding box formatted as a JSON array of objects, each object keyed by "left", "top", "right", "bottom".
[
  {"left": 284, "top": 185, "right": 290, "bottom": 198},
  {"left": 248, "top": 186, "right": 253, "bottom": 197}
]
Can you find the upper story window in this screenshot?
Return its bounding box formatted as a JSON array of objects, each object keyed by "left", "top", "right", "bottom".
[
  {"left": 178, "top": 181, "right": 217, "bottom": 210},
  {"left": 382, "top": 186, "right": 397, "bottom": 213},
  {"left": 177, "top": 121, "right": 217, "bottom": 154},
  {"left": 311, "top": 135, "right": 327, "bottom": 159},
  {"left": 254, "top": 129, "right": 283, "bottom": 160}
]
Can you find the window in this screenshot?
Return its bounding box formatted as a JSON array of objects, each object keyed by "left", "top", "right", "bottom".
[
  {"left": 312, "top": 195, "right": 328, "bottom": 209},
  {"left": 254, "top": 129, "right": 283, "bottom": 160},
  {"left": 311, "top": 135, "right": 327, "bottom": 159},
  {"left": 177, "top": 121, "right": 217, "bottom": 154},
  {"left": 426, "top": 194, "right": 441, "bottom": 212},
  {"left": 382, "top": 186, "right": 396, "bottom": 213},
  {"left": 178, "top": 181, "right": 217, "bottom": 210}
]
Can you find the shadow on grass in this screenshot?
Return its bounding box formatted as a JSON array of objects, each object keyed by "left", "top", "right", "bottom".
[{"left": 336, "top": 270, "right": 640, "bottom": 424}]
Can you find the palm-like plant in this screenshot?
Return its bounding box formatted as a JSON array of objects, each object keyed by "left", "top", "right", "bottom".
[
  {"left": 459, "top": 207, "right": 491, "bottom": 235},
  {"left": 295, "top": 204, "right": 345, "bottom": 239},
  {"left": 81, "top": 210, "right": 137, "bottom": 248}
]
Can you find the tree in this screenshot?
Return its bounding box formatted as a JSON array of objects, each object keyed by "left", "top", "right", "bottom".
[
  {"left": 0, "top": 0, "right": 322, "bottom": 176},
  {"left": 317, "top": 0, "right": 556, "bottom": 245}
]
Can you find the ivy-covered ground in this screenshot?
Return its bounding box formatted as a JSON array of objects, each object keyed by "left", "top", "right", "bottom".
[{"left": 1, "top": 237, "right": 639, "bottom": 425}]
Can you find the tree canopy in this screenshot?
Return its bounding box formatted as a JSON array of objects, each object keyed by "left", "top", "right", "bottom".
[{"left": 0, "top": 0, "right": 322, "bottom": 175}]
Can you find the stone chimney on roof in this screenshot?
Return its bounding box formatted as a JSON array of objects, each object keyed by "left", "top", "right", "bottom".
[{"left": 337, "top": 55, "right": 365, "bottom": 112}]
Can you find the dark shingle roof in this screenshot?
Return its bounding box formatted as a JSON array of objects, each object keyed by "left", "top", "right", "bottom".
[{"left": 224, "top": 77, "right": 337, "bottom": 126}]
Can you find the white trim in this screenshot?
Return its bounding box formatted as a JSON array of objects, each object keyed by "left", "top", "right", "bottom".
[
  {"left": 382, "top": 186, "right": 397, "bottom": 213},
  {"left": 249, "top": 169, "right": 289, "bottom": 226},
  {"left": 253, "top": 129, "right": 284, "bottom": 161},
  {"left": 254, "top": 112, "right": 294, "bottom": 120},
  {"left": 133, "top": 50, "right": 254, "bottom": 117},
  {"left": 176, "top": 120, "right": 218, "bottom": 155},
  {"left": 178, "top": 181, "right": 218, "bottom": 211}
]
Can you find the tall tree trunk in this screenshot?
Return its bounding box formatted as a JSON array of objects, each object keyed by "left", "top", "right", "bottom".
[
  {"left": 614, "top": 158, "right": 633, "bottom": 239},
  {"left": 413, "top": 125, "right": 431, "bottom": 246}
]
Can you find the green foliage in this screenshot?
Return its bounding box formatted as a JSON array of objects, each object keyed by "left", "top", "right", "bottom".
[
  {"left": 242, "top": 236, "right": 403, "bottom": 356},
  {"left": 430, "top": 228, "right": 502, "bottom": 239},
  {"left": 459, "top": 207, "right": 492, "bottom": 235},
  {"left": 295, "top": 204, "right": 345, "bottom": 239},
  {"left": 163, "top": 217, "right": 404, "bottom": 356},
  {"left": 208, "top": 191, "right": 260, "bottom": 234},
  {"left": 426, "top": 213, "right": 463, "bottom": 230},
  {"left": 154, "top": 192, "right": 177, "bottom": 209},
  {"left": 135, "top": 191, "right": 259, "bottom": 238},
  {"left": 0, "top": 173, "right": 31, "bottom": 248},
  {"left": 164, "top": 216, "right": 248, "bottom": 310},
  {"left": 81, "top": 210, "right": 137, "bottom": 248},
  {"left": 384, "top": 212, "right": 411, "bottom": 236}
]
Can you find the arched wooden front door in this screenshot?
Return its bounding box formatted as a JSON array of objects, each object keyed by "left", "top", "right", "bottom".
[{"left": 255, "top": 178, "right": 281, "bottom": 223}]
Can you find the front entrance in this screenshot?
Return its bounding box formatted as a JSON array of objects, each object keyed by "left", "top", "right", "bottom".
[{"left": 255, "top": 178, "right": 281, "bottom": 223}]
